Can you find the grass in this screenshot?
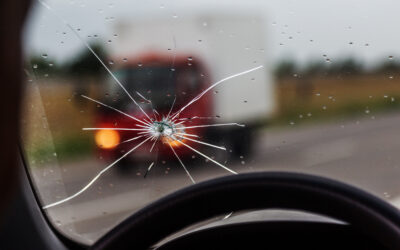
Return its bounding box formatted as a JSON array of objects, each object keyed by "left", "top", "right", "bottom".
[{"left": 22, "top": 73, "right": 400, "bottom": 163}]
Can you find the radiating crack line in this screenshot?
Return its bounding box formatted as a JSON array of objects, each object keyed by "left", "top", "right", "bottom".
[
  {"left": 170, "top": 65, "right": 263, "bottom": 120},
  {"left": 42, "top": 137, "right": 152, "bottom": 209},
  {"left": 83, "top": 128, "right": 149, "bottom": 131},
  {"left": 168, "top": 143, "right": 195, "bottom": 184},
  {"left": 179, "top": 136, "right": 226, "bottom": 151},
  {"left": 37, "top": 0, "right": 152, "bottom": 121},
  {"left": 81, "top": 95, "right": 151, "bottom": 126},
  {"left": 177, "top": 123, "right": 244, "bottom": 130},
  {"left": 119, "top": 135, "right": 146, "bottom": 145},
  {"left": 178, "top": 141, "right": 237, "bottom": 175}
]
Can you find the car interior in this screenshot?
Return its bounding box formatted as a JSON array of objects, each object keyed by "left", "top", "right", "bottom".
[{"left": 2, "top": 0, "right": 400, "bottom": 249}]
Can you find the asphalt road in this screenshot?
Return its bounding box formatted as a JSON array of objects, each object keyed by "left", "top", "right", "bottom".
[{"left": 32, "top": 111, "right": 400, "bottom": 244}]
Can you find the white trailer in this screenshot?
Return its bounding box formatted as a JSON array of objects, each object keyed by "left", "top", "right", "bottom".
[
  {"left": 111, "top": 13, "right": 275, "bottom": 123},
  {"left": 109, "top": 13, "right": 276, "bottom": 156}
]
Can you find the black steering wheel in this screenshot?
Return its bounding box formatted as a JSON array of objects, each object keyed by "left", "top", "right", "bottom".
[{"left": 91, "top": 172, "right": 400, "bottom": 249}]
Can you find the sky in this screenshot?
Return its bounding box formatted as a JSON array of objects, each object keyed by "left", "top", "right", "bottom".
[{"left": 24, "top": 0, "right": 400, "bottom": 67}]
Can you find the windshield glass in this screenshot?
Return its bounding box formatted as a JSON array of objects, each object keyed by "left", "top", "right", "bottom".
[{"left": 21, "top": 0, "right": 400, "bottom": 244}]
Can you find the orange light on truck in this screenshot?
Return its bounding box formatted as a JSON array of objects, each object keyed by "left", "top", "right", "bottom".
[
  {"left": 162, "top": 136, "right": 186, "bottom": 148},
  {"left": 95, "top": 129, "right": 120, "bottom": 149}
]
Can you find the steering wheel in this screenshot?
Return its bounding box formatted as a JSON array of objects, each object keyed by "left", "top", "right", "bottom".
[{"left": 91, "top": 172, "right": 400, "bottom": 249}]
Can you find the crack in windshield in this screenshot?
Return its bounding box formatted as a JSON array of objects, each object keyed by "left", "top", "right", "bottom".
[{"left": 38, "top": 0, "right": 263, "bottom": 209}]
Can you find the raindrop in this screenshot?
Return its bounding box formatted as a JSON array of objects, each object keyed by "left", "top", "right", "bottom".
[
  {"left": 388, "top": 56, "right": 394, "bottom": 60},
  {"left": 198, "top": 39, "right": 202, "bottom": 43},
  {"left": 172, "top": 14, "right": 178, "bottom": 18},
  {"left": 108, "top": 60, "right": 114, "bottom": 65},
  {"left": 138, "top": 62, "right": 143, "bottom": 67},
  {"left": 187, "top": 56, "right": 193, "bottom": 61},
  {"left": 322, "top": 105, "right": 327, "bottom": 110},
  {"left": 289, "top": 121, "right": 295, "bottom": 125},
  {"left": 49, "top": 63, "right": 54, "bottom": 67},
  {"left": 123, "top": 58, "right": 127, "bottom": 62},
  {"left": 203, "top": 22, "right": 208, "bottom": 27},
  {"left": 33, "top": 64, "right": 38, "bottom": 69},
  {"left": 108, "top": 40, "right": 112, "bottom": 43},
  {"left": 365, "top": 109, "right": 370, "bottom": 114},
  {"left": 42, "top": 54, "right": 48, "bottom": 59}
]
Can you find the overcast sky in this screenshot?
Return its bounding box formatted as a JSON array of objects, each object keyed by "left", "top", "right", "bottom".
[{"left": 24, "top": 0, "right": 400, "bottom": 67}]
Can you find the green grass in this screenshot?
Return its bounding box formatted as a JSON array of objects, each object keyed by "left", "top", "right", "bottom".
[
  {"left": 27, "top": 133, "right": 95, "bottom": 164},
  {"left": 270, "top": 95, "right": 400, "bottom": 127}
]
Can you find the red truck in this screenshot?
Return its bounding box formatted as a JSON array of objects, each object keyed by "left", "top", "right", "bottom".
[{"left": 92, "top": 53, "right": 215, "bottom": 166}]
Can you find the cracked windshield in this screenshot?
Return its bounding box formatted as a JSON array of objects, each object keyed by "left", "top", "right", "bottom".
[{"left": 21, "top": 0, "right": 400, "bottom": 244}]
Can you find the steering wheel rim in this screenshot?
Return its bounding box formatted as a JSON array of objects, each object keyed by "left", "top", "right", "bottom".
[{"left": 92, "top": 172, "right": 400, "bottom": 249}]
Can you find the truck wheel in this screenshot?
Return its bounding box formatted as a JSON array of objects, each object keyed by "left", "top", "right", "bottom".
[{"left": 230, "top": 126, "right": 254, "bottom": 159}]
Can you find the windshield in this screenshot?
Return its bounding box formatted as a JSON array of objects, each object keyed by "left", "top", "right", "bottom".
[{"left": 21, "top": 0, "right": 400, "bottom": 245}]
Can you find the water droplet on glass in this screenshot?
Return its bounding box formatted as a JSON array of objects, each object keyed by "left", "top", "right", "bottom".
[
  {"left": 138, "top": 62, "right": 142, "bottom": 67},
  {"left": 123, "top": 58, "right": 127, "bottom": 62},
  {"left": 33, "top": 64, "right": 38, "bottom": 69},
  {"left": 322, "top": 105, "right": 327, "bottom": 110},
  {"left": 42, "top": 54, "right": 48, "bottom": 59},
  {"left": 108, "top": 60, "right": 114, "bottom": 65},
  {"left": 388, "top": 56, "right": 394, "bottom": 60}
]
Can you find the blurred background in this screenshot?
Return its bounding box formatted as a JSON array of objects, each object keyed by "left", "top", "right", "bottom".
[{"left": 21, "top": 0, "right": 400, "bottom": 245}]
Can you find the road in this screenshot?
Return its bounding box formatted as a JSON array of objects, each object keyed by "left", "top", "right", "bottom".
[{"left": 32, "top": 111, "right": 400, "bottom": 244}]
